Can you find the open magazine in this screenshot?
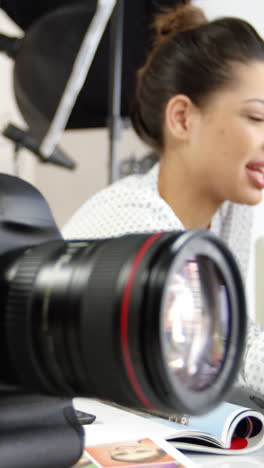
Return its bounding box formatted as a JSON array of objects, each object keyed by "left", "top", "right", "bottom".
[
  {"left": 139, "top": 401, "right": 264, "bottom": 454},
  {"left": 73, "top": 398, "right": 264, "bottom": 455}
]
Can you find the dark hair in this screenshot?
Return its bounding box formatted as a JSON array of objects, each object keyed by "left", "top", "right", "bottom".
[{"left": 131, "top": 1, "right": 264, "bottom": 152}]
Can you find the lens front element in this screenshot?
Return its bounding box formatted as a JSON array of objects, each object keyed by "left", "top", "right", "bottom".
[{"left": 161, "top": 255, "right": 229, "bottom": 392}]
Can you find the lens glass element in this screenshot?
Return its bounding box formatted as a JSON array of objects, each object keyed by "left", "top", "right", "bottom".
[{"left": 161, "top": 255, "right": 229, "bottom": 391}]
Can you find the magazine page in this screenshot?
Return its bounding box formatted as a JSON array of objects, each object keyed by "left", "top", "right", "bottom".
[
  {"left": 170, "top": 433, "right": 264, "bottom": 455},
  {"left": 72, "top": 436, "right": 199, "bottom": 468},
  {"left": 118, "top": 401, "right": 264, "bottom": 452},
  {"left": 160, "top": 402, "right": 264, "bottom": 454},
  {"left": 186, "top": 402, "right": 257, "bottom": 444},
  {"left": 131, "top": 402, "right": 254, "bottom": 444}
]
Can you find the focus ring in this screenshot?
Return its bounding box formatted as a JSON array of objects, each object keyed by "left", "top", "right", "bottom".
[{"left": 6, "top": 242, "right": 63, "bottom": 392}]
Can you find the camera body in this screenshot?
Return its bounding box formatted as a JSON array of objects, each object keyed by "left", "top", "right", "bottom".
[
  {"left": 0, "top": 174, "right": 247, "bottom": 467},
  {"left": 0, "top": 174, "right": 84, "bottom": 468}
]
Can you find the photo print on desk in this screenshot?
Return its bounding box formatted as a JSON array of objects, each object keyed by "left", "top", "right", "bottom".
[{"left": 77, "top": 437, "right": 197, "bottom": 468}]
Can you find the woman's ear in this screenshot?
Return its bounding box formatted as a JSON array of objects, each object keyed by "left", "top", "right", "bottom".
[{"left": 165, "top": 94, "right": 196, "bottom": 141}]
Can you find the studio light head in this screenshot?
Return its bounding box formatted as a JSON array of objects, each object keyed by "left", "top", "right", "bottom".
[{"left": 1, "top": 229, "right": 246, "bottom": 415}]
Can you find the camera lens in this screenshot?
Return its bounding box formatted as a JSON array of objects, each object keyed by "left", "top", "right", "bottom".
[{"left": 3, "top": 230, "right": 246, "bottom": 415}]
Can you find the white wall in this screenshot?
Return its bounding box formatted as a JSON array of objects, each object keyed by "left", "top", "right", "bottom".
[
  {"left": 195, "top": 0, "right": 264, "bottom": 35},
  {"left": 33, "top": 127, "right": 148, "bottom": 227}
]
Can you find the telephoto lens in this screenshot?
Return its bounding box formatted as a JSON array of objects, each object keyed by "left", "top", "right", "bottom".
[{"left": 1, "top": 230, "right": 246, "bottom": 415}]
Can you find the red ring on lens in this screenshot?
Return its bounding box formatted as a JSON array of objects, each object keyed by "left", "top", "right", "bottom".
[{"left": 120, "top": 233, "right": 163, "bottom": 408}]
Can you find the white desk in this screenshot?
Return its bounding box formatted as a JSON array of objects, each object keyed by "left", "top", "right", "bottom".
[{"left": 189, "top": 447, "right": 264, "bottom": 467}]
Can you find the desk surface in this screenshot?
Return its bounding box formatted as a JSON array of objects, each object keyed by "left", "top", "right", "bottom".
[{"left": 189, "top": 446, "right": 264, "bottom": 467}]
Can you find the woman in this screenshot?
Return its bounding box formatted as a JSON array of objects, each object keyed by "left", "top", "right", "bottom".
[{"left": 63, "top": 1, "right": 264, "bottom": 403}]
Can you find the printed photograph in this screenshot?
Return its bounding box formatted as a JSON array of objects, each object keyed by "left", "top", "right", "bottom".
[{"left": 85, "top": 438, "right": 181, "bottom": 467}]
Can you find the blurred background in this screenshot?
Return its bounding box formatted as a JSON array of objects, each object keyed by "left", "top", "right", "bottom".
[
  {"left": 0, "top": 0, "right": 264, "bottom": 326},
  {"left": 0, "top": 0, "right": 263, "bottom": 227}
]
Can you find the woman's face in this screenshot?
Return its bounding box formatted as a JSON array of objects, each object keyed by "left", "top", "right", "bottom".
[
  {"left": 109, "top": 443, "right": 161, "bottom": 463},
  {"left": 187, "top": 61, "right": 264, "bottom": 206}
]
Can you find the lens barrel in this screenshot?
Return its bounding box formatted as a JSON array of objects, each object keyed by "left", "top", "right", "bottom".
[{"left": 3, "top": 230, "right": 246, "bottom": 415}]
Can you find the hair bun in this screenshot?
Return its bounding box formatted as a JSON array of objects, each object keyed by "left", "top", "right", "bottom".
[{"left": 153, "top": 1, "right": 207, "bottom": 46}]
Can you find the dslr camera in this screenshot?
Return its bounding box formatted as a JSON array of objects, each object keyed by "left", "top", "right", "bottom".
[{"left": 0, "top": 174, "right": 246, "bottom": 468}]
